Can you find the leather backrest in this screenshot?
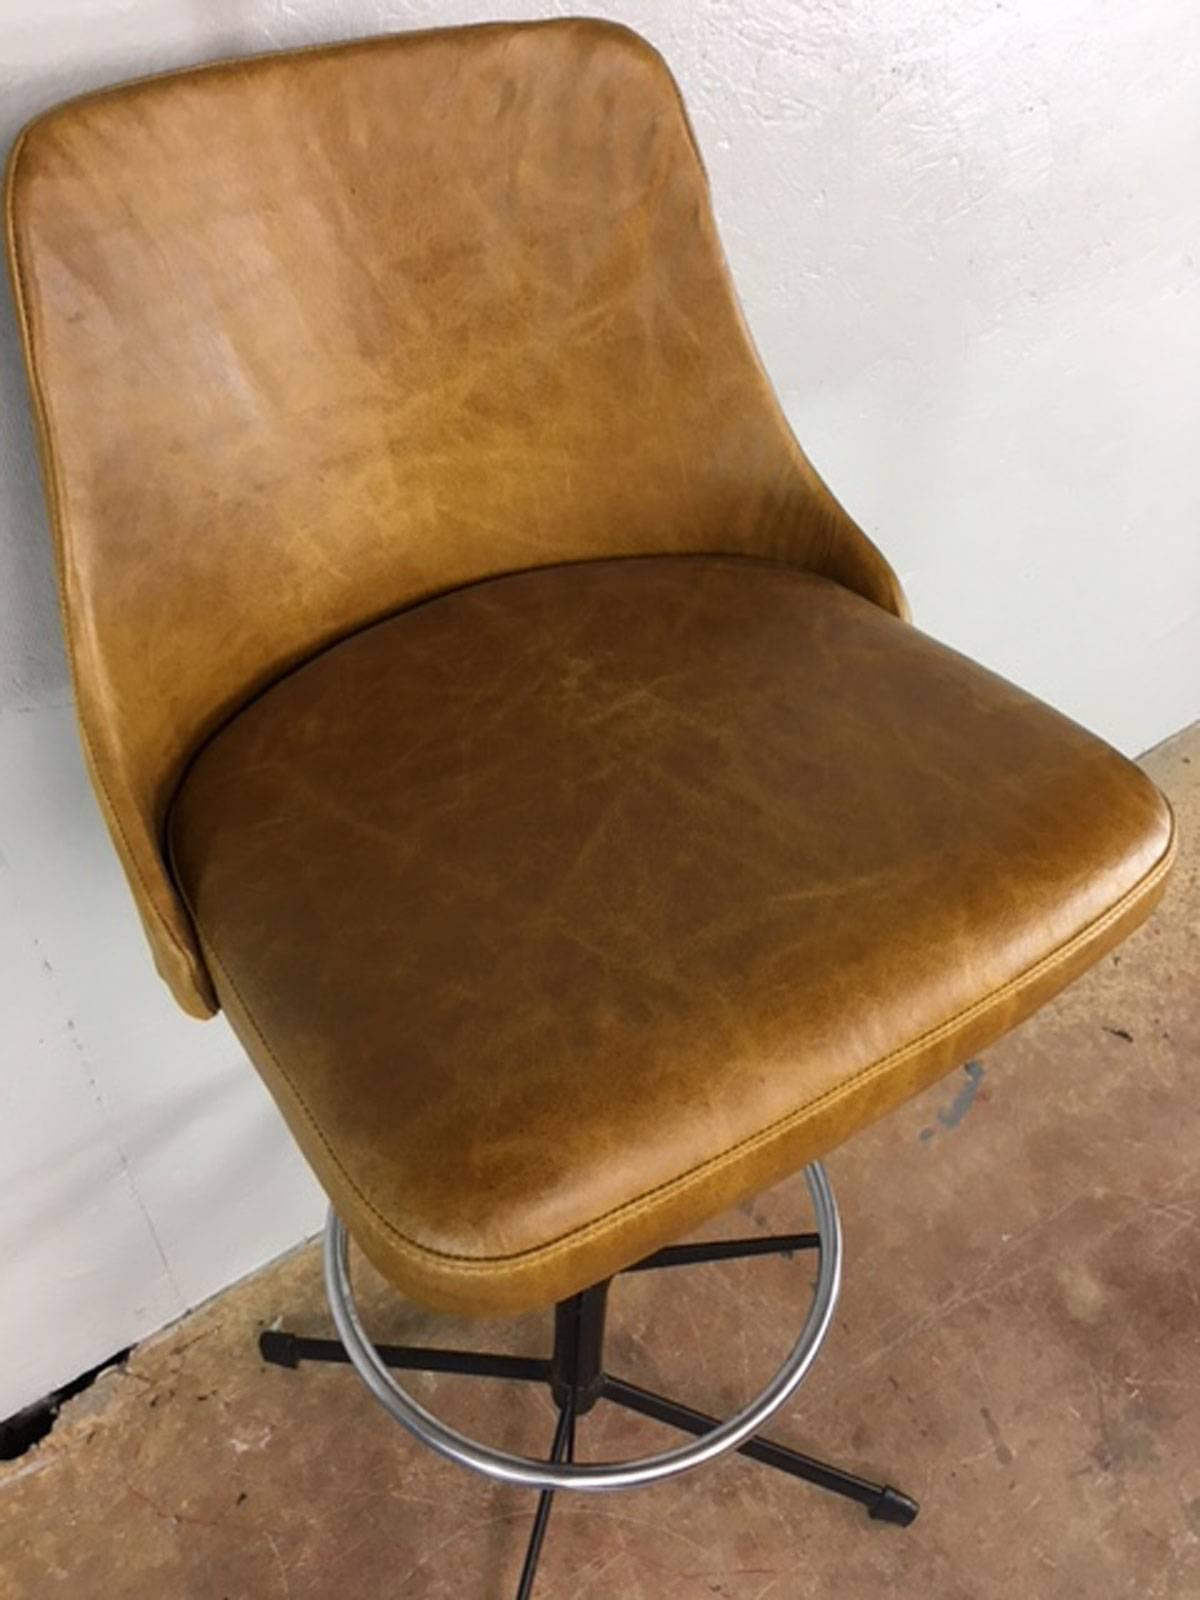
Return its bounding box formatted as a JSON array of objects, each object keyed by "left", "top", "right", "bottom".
[{"left": 6, "top": 19, "right": 903, "bottom": 1016}]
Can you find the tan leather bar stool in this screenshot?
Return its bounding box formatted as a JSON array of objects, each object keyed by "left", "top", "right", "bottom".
[{"left": 6, "top": 19, "right": 1175, "bottom": 1596}]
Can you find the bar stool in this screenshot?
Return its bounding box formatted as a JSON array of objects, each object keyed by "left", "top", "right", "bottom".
[{"left": 6, "top": 19, "right": 1174, "bottom": 1595}]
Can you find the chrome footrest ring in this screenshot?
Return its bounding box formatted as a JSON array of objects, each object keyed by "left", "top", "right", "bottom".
[{"left": 323, "top": 1161, "right": 842, "bottom": 1493}]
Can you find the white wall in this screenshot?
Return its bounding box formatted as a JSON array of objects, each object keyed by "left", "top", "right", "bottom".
[{"left": 1, "top": 0, "right": 1198, "bottom": 1419}]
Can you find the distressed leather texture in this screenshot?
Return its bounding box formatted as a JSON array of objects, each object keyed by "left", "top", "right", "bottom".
[
  {"left": 171, "top": 559, "right": 1173, "bottom": 1314},
  {"left": 7, "top": 21, "right": 1176, "bottom": 1315},
  {"left": 6, "top": 19, "right": 904, "bottom": 1018}
]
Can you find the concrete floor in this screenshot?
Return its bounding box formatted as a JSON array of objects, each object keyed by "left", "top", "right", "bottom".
[{"left": 3, "top": 724, "right": 1197, "bottom": 1600}]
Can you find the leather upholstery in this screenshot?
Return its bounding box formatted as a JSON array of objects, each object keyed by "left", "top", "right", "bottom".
[
  {"left": 6, "top": 20, "right": 904, "bottom": 1018},
  {"left": 170, "top": 558, "right": 1174, "bottom": 1314}
]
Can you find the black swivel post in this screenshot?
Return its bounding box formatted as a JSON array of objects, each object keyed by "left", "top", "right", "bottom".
[{"left": 549, "top": 1281, "right": 609, "bottom": 1416}]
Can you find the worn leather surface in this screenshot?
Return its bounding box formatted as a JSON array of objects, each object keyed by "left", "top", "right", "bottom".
[
  {"left": 6, "top": 19, "right": 905, "bottom": 1017},
  {"left": 170, "top": 558, "right": 1175, "bottom": 1314}
]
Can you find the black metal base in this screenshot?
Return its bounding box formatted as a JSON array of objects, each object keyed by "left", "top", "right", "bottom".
[{"left": 260, "top": 1230, "right": 918, "bottom": 1596}]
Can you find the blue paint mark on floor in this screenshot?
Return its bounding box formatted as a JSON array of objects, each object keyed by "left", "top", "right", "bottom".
[
  {"left": 920, "top": 1060, "right": 985, "bottom": 1143},
  {"left": 938, "top": 1059, "right": 985, "bottom": 1127}
]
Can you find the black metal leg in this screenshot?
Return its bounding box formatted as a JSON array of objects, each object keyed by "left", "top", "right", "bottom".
[
  {"left": 622, "top": 1232, "right": 820, "bottom": 1273},
  {"left": 600, "top": 1374, "right": 919, "bottom": 1525},
  {"left": 514, "top": 1399, "right": 576, "bottom": 1600},
  {"left": 259, "top": 1329, "right": 550, "bottom": 1383}
]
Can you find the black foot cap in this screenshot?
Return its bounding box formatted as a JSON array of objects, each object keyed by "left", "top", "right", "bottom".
[
  {"left": 259, "top": 1329, "right": 299, "bottom": 1369},
  {"left": 868, "top": 1486, "right": 920, "bottom": 1526}
]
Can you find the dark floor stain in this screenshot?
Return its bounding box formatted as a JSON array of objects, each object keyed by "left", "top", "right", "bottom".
[
  {"left": 980, "top": 1405, "right": 1014, "bottom": 1467},
  {"left": 1104, "top": 1026, "right": 1134, "bottom": 1043},
  {"left": 1090, "top": 1388, "right": 1162, "bottom": 1476},
  {"left": 1091, "top": 1421, "right": 1161, "bottom": 1474}
]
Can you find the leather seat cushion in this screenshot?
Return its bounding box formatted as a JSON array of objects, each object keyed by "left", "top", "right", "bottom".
[{"left": 169, "top": 557, "right": 1174, "bottom": 1314}]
